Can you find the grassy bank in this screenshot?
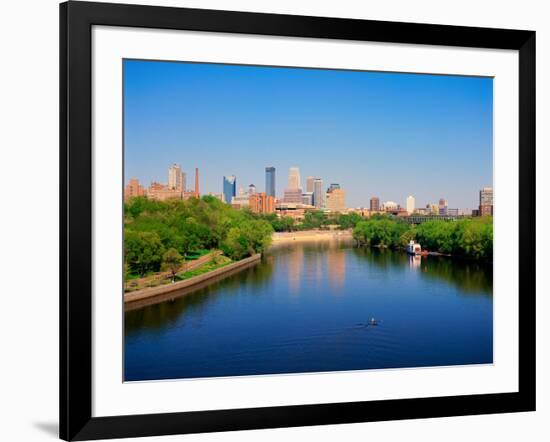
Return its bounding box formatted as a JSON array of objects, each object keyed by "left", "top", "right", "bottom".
[
  {"left": 124, "top": 196, "right": 273, "bottom": 279},
  {"left": 175, "top": 256, "right": 233, "bottom": 281}
]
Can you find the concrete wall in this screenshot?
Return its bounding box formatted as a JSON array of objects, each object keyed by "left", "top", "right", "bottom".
[{"left": 124, "top": 254, "right": 261, "bottom": 305}]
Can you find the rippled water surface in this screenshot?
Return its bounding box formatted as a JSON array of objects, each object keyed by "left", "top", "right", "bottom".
[{"left": 125, "top": 240, "right": 493, "bottom": 381}]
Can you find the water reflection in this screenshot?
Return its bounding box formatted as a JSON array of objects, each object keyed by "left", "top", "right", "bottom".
[
  {"left": 125, "top": 240, "right": 493, "bottom": 380},
  {"left": 327, "top": 248, "right": 346, "bottom": 292},
  {"left": 125, "top": 256, "right": 274, "bottom": 335},
  {"left": 352, "top": 247, "right": 492, "bottom": 296},
  {"left": 287, "top": 245, "right": 303, "bottom": 295}
]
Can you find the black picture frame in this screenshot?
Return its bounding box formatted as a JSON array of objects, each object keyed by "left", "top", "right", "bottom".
[{"left": 60, "top": 1, "right": 536, "bottom": 440}]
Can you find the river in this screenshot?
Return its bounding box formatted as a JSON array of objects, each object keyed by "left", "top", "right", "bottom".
[{"left": 124, "top": 239, "right": 493, "bottom": 381}]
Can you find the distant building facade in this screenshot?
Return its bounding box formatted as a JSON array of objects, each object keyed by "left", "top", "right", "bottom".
[
  {"left": 124, "top": 178, "right": 145, "bottom": 200},
  {"left": 306, "top": 176, "right": 315, "bottom": 193},
  {"left": 406, "top": 195, "right": 415, "bottom": 214},
  {"left": 288, "top": 167, "right": 301, "bottom": 190},
  {"left": 249, "top": 192, "right": 275, "bottom": 214},
  {"left": 326, "top": 188, "right": 346, "bottom": 212},
  {"left": 428, "top": 203, "right": 439, "bottom": 215},
  {"left": 438, "top": 197, "right": 448, "bottom": 216},
  {"left": 265, "top": 167, "right": 276, "bottom": 197},
  {"left": 301, "top": 192, "right": 314, "bottom": 206},
  {"left": 168, "top": 164, "right": 185, "bottom": 191},
  {"left": 231, "top": 186, "right": 250, "bottom": 208},
  {"left": 447, "top": 208, "right": 459, "bottom": 216},
  {"left": 313, "top": 178, "right": 324, "bottom": 208},
  {"left": 479, "top": 187, "right": 493, "bottom": 216},
  {"left": 370, "top": 197, "right": 380, "bottom": 212},
  {"left": 283, "top": 188, "right": 304, "bottom": 204},
  {"left": 147, "top": 182, "right": 182, "bottom": 201},
  {"left": 223, "top": 175, "right": 237, "bottom": 204}
]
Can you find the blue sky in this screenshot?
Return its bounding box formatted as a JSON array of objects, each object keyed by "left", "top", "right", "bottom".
[{"left": 124, "top": 59, "right": 493, "bottom": 210}]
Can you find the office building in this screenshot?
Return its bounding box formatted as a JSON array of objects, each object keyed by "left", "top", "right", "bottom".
[
  {"left": 168, "top": 164, "right": 185, "bottom": 191},
  {"left": 288, "top": 167, "right": 301, "bottom": 189},
  {"left": 447, "top": 208, "right": 459, "bottom": 216},
  {"left": 147, "top": 182, "right": 182, "bottom": 201},
  {"left": 302, "top": 192, "right": 314, "bottom": 206},
  {"left": 313, "top": 178, "right": 324, "bottom": 208},
  {"left": 406, "top": 195, "right": 415, "bottom": 214},
  {"left": 231, "top": 186, "right": 250, "bottom": 208},
  {"left": 265, "top": 167, "right": 276, "bottom": 197},
  {"left": 383, "top": 201, "right": 398, "bottom": 211},
  {"left": 306, "top": 176, "right": 315, "bottom": 193},
  {"left": 326, "top": 188, "right": 346, "bottom": 212},
  {"left": 223, "top": 175, "right": 237, "bottom": 204},
  {"left": 249, "top": 192, "right": 275, "bottom": 214},
  {"left": 428, "top": 203, "right": 439, "bottom": 215},
  {"left": 479, "top": 186, "right": 494, "bottom": 216},
  {"left": 370, "top": 196, "right": 380, "bottom": 212},
  {"left": 283, "top": 188, "right": 304, "bottom": 204},
  {"left": 439, "top": 197, "right": 448, "bottom": 216},
  {"left": 248, "top": 184, "right": 256, "bottom": 194},
  {"left": 124, "top": 177, "right": 145, "bottom": 200}
]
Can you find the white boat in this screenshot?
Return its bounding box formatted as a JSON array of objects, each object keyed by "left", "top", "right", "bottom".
[{"left": 406, "top": 240, "right": 422, "bottom": 255}]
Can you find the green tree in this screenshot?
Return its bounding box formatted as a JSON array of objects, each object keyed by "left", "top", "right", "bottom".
[
  {"left": 336, "top": 212, "right": 363, "bottom": 230},
  {"left": 222, "top": 220, "right": 274, "bottom": 260},
  {"left": 162, "top": 248, "right": 183, "bottom": 282},
  {"left": 125, "top": 230, "right": 164, "bottom": 276}
]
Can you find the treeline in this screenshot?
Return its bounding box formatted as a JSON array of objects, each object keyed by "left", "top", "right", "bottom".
[
  {"left": 124, "top": 196, "right": 273, "bottom": 277},
  {"left": 353, "top": 215, "right": 493, "bottom": 260},
  {"left": 254, "top": 211, "right": 363, "bottom": 232}
]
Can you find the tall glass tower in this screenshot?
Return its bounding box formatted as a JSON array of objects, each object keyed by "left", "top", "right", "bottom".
[
  {"left": 313, "top": 178, "right": 324, "bottom": 208},
  {"left": 265, "top": 166, "right": 276, "bottom": 198},
  {"left": 223, "top": 175, "right": 237, "bottom": 204}
]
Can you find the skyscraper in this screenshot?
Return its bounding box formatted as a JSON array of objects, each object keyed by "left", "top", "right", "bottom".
[
  {"left": 370, "top": 197, "right": 380, "bottom": 212},
  {"left": 168, "top": 164, "right": 185, "bottom": 191},
  {"left": 288, "top": 167, "right": 301, "bottom": 189},
  {"left": 223, "top": 175, "right": 236, "bottom": 204},
  {"left": 406, "top": 195, "right": 415, "bottom": 214},
  {"left": 479, "top": 187, "right": 493, "bottom": 216},
  {"left": 306, "top": 176, "right": 315, "bottom": 193},
  {"left": 265, "top": 166, "right": 275, "bottom": 198},
  {"left": 313, "top": 178, "right": 324, "bottom": 209}
]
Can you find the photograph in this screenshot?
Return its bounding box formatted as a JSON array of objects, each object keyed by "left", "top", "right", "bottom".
[{"left": 122, "top": 59, "right": 494, "bottom": 382}]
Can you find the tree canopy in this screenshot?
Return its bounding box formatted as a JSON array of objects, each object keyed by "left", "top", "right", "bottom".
[
  {"left": 124, "top": 196, "right": 273, "bottom": 276},
  {"left": 352, "top": 215, "right": 493, "bottom": 260}
]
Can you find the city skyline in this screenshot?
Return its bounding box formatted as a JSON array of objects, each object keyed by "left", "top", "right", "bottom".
[
  {"left": 126, "top": 163, "right": 488, "bottom": 212},
  {"left": 124, "top": 60, "right": 493, "bottom": 209}
]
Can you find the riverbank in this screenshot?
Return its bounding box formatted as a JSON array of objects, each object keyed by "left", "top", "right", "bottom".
[
  {"left": 271, "top": 229, "right": 353, "bottom": 245},
  {"left": 124, "top": 253, "right": 261, "bottom": 308}
]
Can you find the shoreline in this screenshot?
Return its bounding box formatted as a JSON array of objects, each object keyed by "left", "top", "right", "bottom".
[
  {"left": 124, "top": 253, "right": 261, "bottom": 309},
  {"left": 270, "top": 229, "right": 353, "bottom": 245}
]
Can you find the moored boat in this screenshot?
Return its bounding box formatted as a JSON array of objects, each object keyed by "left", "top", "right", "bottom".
[{"left": 406, "top": 240, "right": 422, "bottom": 255}]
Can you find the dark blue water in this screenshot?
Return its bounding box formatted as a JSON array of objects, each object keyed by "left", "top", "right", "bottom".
[{"left": 124, "top": 240, "right": 493, "bottom": 381}]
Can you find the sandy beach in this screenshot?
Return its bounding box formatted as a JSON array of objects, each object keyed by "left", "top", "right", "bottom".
[{"left": 271, "top": 229, "right": 354, "bottom": 245}]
